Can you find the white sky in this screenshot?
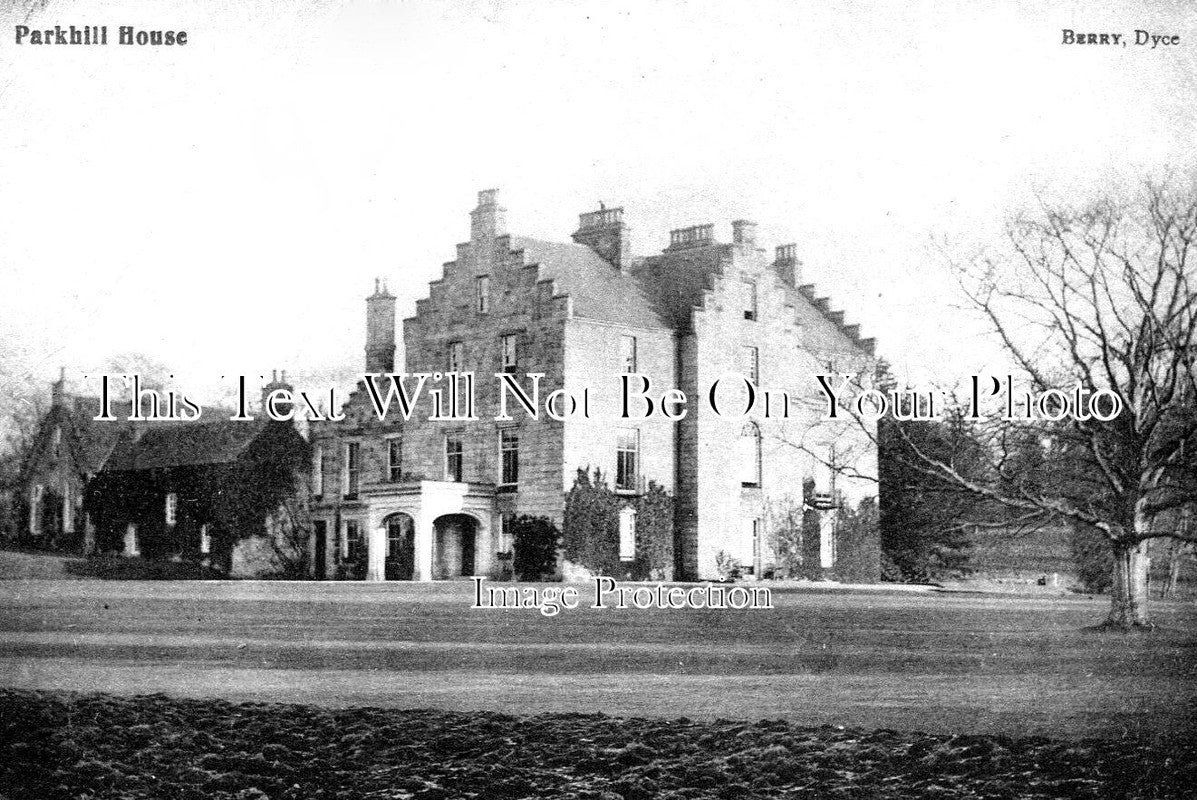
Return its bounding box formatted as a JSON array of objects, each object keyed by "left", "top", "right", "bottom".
[{"left": 1, "top": 0, "right": 1194, "bottom": 403}]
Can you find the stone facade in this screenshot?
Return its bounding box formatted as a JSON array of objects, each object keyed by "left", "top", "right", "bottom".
[
  {"left": 11, "top": 374, "right": 117, "bottom": 552},
  {"left": 310, "top": 190, "right": 877, "bottom": 582}
]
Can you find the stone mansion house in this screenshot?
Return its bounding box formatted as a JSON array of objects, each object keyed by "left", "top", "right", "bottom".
[{"left": 309, "top": 190, "right": 878, "bottom": 583}]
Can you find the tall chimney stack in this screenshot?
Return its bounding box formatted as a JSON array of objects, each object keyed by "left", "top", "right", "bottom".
[
  {"left": 470, "top": 189, "right": 507, "bottom": 241},
  {"left": 365, "top": 278, "right": 396, "bottom": 373},
  {"left": 260, "top": 369, "right": 294, "bottom": 415},
  {"left": 774, "top": 243, "right": 801, "bottom": 285},
  {"left": 572, "top": 204, "right": 631, "bottom": 272},
  {"left": 732, "top": 220, "right": 758, "bottom": 248}
]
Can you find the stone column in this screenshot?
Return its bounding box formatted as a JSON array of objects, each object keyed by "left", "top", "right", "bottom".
[
  {"left": 415, "top": 511, "right": 435, "bottom": 582},
  {"left": 366, "top": 523, "right": 386, "bottom": 582},
  {"left": 474, "top": 517, "right": 493, "bottom": 577}
]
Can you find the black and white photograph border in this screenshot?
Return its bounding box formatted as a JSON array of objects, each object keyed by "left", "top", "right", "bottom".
[{"left": 1, "top": 1, "right": 1195, "bottom": 798}]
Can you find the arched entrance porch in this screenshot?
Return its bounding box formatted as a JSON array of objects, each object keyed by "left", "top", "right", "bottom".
[
  {"left": 383, "top": 512, "right": 416, "bottom": 580},
  {"left": 433, "top": 513, "right": 478, "bottom": 579},
  {"left": 362, "top": 480, "right": 496, "bottom": 581}
]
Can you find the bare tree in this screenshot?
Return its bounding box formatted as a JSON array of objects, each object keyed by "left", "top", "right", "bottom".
[
  {"left": 905, "top": 180, "right": 1197, "bottom": 628},
  {"left": 0, "top": 368, "right": 48, "bottom": 540}
]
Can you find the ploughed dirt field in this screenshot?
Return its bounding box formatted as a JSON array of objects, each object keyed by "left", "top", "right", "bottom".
[
  {"left": 4, "top": 688, "right": 1195, "bottom": 799},
  {"left": 1, "top": 580, "right": 1195, "bottom": 797}
]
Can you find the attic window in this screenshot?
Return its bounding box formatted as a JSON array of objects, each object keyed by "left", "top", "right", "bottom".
[{"left": 52, "top": 428, "right": 62, "bottom": 458}]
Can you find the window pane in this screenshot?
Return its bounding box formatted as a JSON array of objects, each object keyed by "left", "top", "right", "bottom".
[
  {"left": 500, "top": 429, "right": 519, "bottom": 485},
  {"left": 388, "top": 439, "right": 402, "bottom": 481},
  {"left": 477, "top": 276, "right": 490, "bottom": 313},
  {"left": 620, "top": 335, "right": 637, "bottom": 373},
  {"left": 740, "top": 423, "right": 761, "bottom": 486},
  {"left": 312, "top": 445, "right": 323, "bottom": 494},
  {"left": 741, "top": 346, "right": 759, "bottom": 385},
  {"left": 501, "top": 334, "right": 517, "bottom": 373},
  {"left": 619, "top": 507, "right": 636, "bottom": 561},
  {"left": 615, "top": 429, "right": 639, "bottom": 491},
  {"left": 446, "top": 437, "right": 463, "bottom": 482},
  {"left": 345, "top": 443, "right": 360, "bottom": 497}
]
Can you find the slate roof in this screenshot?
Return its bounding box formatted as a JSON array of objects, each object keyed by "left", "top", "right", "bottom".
[
  {"left": 102, "top": 419, "right": 269, "bottom": 472},
  {"left": 511, "top": 236, "right": 669, "bottom": 330}
]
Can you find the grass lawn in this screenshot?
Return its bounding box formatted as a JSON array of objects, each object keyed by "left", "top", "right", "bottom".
[{"left": 1, "top": 579, "right": 1194, "bottom": 740}]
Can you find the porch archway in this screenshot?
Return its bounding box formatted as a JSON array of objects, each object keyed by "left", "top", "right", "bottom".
[
  {"left": 433, "top": 513, "right": 479, "bottom": 579},
  {"left": 382, "top": 512, "right": 416, "bottom": 581}
]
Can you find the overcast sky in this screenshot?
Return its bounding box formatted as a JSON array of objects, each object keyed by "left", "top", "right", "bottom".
[{"left": 1, "top": 0, "right": 1194, "bottom": 404}]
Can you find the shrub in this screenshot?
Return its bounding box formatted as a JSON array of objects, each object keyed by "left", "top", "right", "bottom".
[
  {"left": 835, "top": 496, "right": 882, "bottom": 583},
  {"left": 768, "top": 495, "right": 804, "bottom": 578},
  {"left": 1070, "top": 523, "right": 1112, "bottom": 593},
  {"left": 715, "top": 550, "right": 742, "bottom": 581},
  {"left": 562, "top": 467, "right": 674, "bottom": 580},
  {"left": 511, "top": 515, "right": 560, "bottom": 581}
]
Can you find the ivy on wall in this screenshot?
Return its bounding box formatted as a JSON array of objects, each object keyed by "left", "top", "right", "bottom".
[
  {"left": 563, "top": 467, "right": 674, "bottom": 581},
  {"left": 86, "top": 423, "right": 308, "bottom": 575}
]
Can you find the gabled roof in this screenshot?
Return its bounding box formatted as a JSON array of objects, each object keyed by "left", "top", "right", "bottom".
[
  {"left": 65, "top": 397, "right": 128, "bottom": 473},
  {"left": 511, "top": 236, "right": 669, "bottom": 331},
  {"left": 102, "top": 419, "right": 269, "bottom": 471}
]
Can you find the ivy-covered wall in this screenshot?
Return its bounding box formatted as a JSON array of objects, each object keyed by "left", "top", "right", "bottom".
[
  {"left": 85, "top": 422, "right": 309, "bottom": 576},
  {"left": 562, "top": 467, "right": 674, "bottom": 581}
]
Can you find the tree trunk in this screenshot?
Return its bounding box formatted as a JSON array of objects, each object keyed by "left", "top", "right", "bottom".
[
  {"left": 1161, "top": 541, "right": 1181, "bottom": 599},
  {"left": 1107, "top": 538, "right": 1151, "bottom": 628}
]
